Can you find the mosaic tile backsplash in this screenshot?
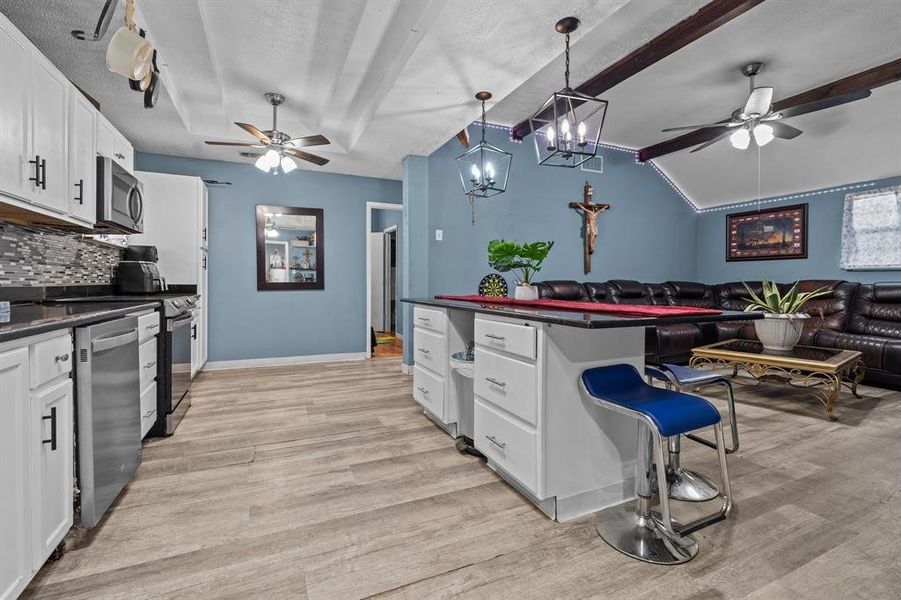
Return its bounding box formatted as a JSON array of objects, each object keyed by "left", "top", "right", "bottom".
[{"left": 0, "top": 222, "right": 123, "bottom": 286}]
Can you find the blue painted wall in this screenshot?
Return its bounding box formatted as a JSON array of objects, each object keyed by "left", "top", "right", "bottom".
[
  {"left": 696, "top": 175, "right": 901, "bottom": 284},
  {"left": 135, "top": 152, "right": 401, "bottom": 362},
  {"left": 371, "top": 208, "right": 404, "bottom": 335},
  {"left": 426, "top": 127, "right": 699, "bottom": 295},
  {"left": 402, "top": 156, "right": 429, "bottom": 365}
]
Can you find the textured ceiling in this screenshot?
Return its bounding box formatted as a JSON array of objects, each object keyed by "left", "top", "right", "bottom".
[{"left": 0, "top": 0, "right": 897, "bottom": 207}]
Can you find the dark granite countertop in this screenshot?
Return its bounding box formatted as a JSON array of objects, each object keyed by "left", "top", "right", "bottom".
[
  {"left": 0, "top": 301, "right": 162, "bottom": 344},
  {"left": 402, "top": 298, "right": 761, "bottom": 329}
]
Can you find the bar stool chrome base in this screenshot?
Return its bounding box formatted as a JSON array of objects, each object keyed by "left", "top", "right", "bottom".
[
  {"left": 652, "top": 463, "right": 720, "bottom": 502},
  {"left": 595, "top": 501, "right": 699, "bottom": 565}
]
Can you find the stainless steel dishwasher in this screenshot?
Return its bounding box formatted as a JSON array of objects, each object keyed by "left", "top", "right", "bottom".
[{"left": 74, "top": 315, "right": 141, "bottom": 528}]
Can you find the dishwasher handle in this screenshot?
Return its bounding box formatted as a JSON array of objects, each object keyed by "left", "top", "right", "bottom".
[{"left": 92, "top": 329, "right": 138, "bottom": 353}]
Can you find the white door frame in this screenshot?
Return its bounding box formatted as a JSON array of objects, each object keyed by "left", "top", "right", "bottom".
[{"left": 366, "top": 202, "right": 403, "bottom": 358}]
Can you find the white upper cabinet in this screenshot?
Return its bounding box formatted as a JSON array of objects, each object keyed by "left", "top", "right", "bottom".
[
  {"left": 68, "top": 89, "right": 96, "bottom": 225},
  {"left": 96, "top": 113, "right": 116, "bottom": 162},
  {"left": 27, "top": 51, "right": 69, "bottom": 213},
  {"left": 113, "top": 130, "right": 134, "bottom": 173},
  {"left": 0, "top": 16, "right": 30, "bottom": 201}
]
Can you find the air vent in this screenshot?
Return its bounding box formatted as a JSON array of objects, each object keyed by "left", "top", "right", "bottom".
[
  {"left": 581, "top": 156, "right": 603, "bottom": 174},
  {"left": 80, "top": 349, "right": 88, "bottom": 363}
]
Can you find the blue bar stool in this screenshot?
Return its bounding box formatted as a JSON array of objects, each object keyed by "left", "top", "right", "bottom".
[
  {"left": 644, "top": 363, "right": 739, "bottom": 502},
  {"left": 582, "top": 364, "right": 732, "bottom": 565}
]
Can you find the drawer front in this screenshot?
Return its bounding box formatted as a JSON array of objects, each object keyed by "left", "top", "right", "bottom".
[
  {"left": 137, "top": 311, "right": 160, "bottom": 343},
  {"left": 139, "top": 338, "right": 158, "bottom": 391},
  {"left": 30, "top": 333, "right": 73, "bottom": 389},
  {"left": 475, "top": 318, "right": 537, "bottom": 360},
  {"left": 474, "top": 348, "right": 538, "bottom": 425},
  {"left": 412, "top": 365, "right": 444, "bottom": 418},
  {"left": 413, "top": 327, "right": 446, "bottom": 376},
  {"left": 474, "top": 399, "right": 538, "bottom": 493},
  {"left": 413, "top": 306, "right": 446, "bottom": 334},
  {"left": 140, "top": 382, "right": 157, "bottom": 438}
]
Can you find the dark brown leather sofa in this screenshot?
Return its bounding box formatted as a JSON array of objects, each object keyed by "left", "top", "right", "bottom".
[{"left": 535, "top": 279, "right": 901, "bottom": 390}]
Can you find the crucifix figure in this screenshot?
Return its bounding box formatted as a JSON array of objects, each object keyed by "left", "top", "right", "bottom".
[{"left": 569, "top": 181, "right": 610, "bottom": 274}]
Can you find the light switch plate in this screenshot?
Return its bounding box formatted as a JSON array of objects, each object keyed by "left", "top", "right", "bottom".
[{"left": 435, "top": 229, "right": 443, "bottom": 241}]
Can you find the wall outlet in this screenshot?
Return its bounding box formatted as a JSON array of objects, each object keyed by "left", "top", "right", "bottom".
[{"left": 435, "top": 229, "right": 443, "bottom": 241}]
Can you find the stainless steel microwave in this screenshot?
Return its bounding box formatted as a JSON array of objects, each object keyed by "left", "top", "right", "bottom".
[{"left": 95, "top": 156, "right": 144, "bottom": 233}]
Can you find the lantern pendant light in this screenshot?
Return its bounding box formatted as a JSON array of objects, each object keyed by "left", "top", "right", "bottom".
[
  {"left": 528, "top": 17, "right": 609, "bottom": 168},
  {"left": 455, "top": 91, "right": 512, "bottom": 199}
]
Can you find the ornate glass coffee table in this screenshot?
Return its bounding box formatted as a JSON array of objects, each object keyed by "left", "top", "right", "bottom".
[{"left": 690, "top": 340, "right": 866, "bottom": 420}]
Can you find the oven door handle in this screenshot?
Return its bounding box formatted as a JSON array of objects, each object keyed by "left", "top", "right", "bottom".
[
  {"left": 92, "top": 329, "right": 138, "bottom": 353},
  {"left": 169, "top": 314, "right": 193, "bottom": 330}
]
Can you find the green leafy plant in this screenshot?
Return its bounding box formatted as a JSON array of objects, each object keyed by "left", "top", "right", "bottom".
[
  {"left": 487, "top": 239, "right": 554, "bottom": 285},
  {"left": 741, "top": 277, "right": 830, "bottom": 315}
]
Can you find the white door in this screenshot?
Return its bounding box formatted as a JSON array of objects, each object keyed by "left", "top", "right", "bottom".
[
  {"left": 68, "top": 90, "right": 96, "bottom": 224},
  {"left": 29, "top": 51, "right": 68, "bottom": 212},
  {"left": 31, "top": 379, "right": 73, "bottom": 569},
  {"left": 0, "top": 347, "right": 31, "bottom": 600},
  {"left": 369, "top": 233, "right": 387, "bottom": 332},
  {"left": 0, "top": 17, "right": 30, "bottom": 201}
]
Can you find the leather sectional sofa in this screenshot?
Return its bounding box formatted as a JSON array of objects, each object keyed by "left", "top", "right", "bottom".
[{"left": 535, "top": 279, "right": 901, "bottom": 390}]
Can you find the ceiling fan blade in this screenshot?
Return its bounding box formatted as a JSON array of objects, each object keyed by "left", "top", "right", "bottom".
[
  {"left": 776, "top": 89, "right": 872, "bottom": 119},
  {"left": 769, "top": 121, "right": 803, "bottom": 139},
  {"left": 205, "top": 141, "right": 258, "bottom": 147},
  {"left": 689, "top": 129, "right": 734, "bottom": 153},
  {"left": 235, "top": 122, "right": 271, "bottom": 145},
  {"left": 662, "top": 122, "right": 737, "bottom": 132},
  {"left": 286, "top": 134, "right": 330, "bottom": 147},
  {"left": 743, "top": 86, "right": 773, "bottom": 116},
  {"left": 284, "top": 147, "right": 329, "bottom": 166}
]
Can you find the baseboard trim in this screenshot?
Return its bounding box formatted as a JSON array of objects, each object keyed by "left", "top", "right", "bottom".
[
  {"left": 203, "top": 352, "right": 368, "bottom": 371},
  {"left": 401, "top": 362, "right": 412, "bottom": 375}
]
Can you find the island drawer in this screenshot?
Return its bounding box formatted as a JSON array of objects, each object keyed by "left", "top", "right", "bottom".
[
  {"left": 139, "top": 338, "right": 158, "bottom": 391},
  {"left": 136, "top": 311, "right": 161, "bottom": 343},
  {"left": 30, "top": 333, "right": 73, "bottom": 389},
  {"left": 413, "top": 327, "right": 446, "bottom": 376},
  {"left": 413, "top": 365, "right": 444, "bottom": 418},
  {"left": 413, "top": 307, "right": 446, "bottom": 334},
  {"left": 474, "top": 347, "right": 538, "bottom": 425},
  {"left": 140, "top": 382, "right": 157, "bottom": 438},
  {"left": 475, "top": 318, "right": 536, "bottom": 360},
  {"left": 474, "top": 398, "right": 538, "bottom": 494}
]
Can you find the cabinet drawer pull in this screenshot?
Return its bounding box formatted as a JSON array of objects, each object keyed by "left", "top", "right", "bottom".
[
  {"left": 42, "top": 406, "right": 58, "bottom": 451},
  {"left": 484, "top": 333, "right": 506, "bottom": 341},
  {"left": 416, "top": 386, "right": 429, "bottom": 394},
  {"left": 417, "top": 347, "right": 430, "bottom": 354},
  {"left": 486, "top": 434, "right": 506, "bottom": 449},
  {"left": 55, "top": 353, "right": 70, "bottom": 363},
  {"left": 417, "top": 316, "right": 430, "bottom": 322},
  {"left": 485, "top": 377, "right": 506, "bottom": 388},
  {"left": 143, "top": 361, "right": 156, "bottom": 369},
  {"left": 147, "top": 323, "right": 160, "bottom": 331}
]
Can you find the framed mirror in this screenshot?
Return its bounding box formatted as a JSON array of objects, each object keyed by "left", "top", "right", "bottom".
[{"left": 256, "top": 205, "right": 324, "bottom": 290}]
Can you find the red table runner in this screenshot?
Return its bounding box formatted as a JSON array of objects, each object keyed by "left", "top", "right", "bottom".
[{"left": 434, "top": 295, "right": 722, "bottom": 317}]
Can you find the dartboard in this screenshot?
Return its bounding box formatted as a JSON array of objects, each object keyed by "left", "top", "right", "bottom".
[{"left": 479, "top": 274, "right": 508, "bottom": 298}]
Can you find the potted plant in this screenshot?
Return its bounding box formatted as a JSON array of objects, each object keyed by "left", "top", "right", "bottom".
[
  {"left": 487, "top": 239, "right": 554, "bottom": 300},
  {"left": 742, "top": 278, "right": 830, "bottom": 351}
]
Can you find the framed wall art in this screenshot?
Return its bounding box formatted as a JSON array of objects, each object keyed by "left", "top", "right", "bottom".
[
  {"left": 726, "top": 203, "right": 808, "bottom": 262},
  {"left": 256, "top": 205, "right": 324, "bottom": 290}
]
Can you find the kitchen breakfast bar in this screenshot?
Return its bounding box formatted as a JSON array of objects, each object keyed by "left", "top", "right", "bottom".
[{"left": 403, "top": 297, "right": 757, "bottom": 523}]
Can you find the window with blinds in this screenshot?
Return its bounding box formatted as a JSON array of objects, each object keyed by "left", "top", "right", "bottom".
[{"left": 840, "top": 186, "right": 901, "bottom": 270}]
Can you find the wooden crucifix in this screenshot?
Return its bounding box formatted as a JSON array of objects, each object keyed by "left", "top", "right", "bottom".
[{"left": 569, "top": 181, "right": 610, "bottom": 274}]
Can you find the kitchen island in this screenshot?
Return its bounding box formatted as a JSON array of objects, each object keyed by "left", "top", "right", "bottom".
[{"left": 403, "top": 297, "right": 757, "bottom": 521}]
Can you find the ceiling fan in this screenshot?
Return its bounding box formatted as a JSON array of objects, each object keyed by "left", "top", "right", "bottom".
[
  {"left": 661, "top": 62, "right": 872, "bottom": 153},
  {"left": 205, "top": 92, "right": 330, "bottom": 173}
]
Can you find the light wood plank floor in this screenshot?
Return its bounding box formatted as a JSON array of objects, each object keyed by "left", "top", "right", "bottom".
[{"left": 24, "top": 359, "right": 901, "bottom": 599}]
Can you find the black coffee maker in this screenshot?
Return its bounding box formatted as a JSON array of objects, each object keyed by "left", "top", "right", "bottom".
[{"left": 117, "top": 246, "right": 166, "bottom": 293}]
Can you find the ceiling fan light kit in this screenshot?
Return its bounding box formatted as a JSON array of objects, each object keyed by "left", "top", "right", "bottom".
[
  {"left": 205, "top": 92, "right": 331, "bottom": 173},
  {"left": 528, "top": 17, "right": 609, "bottom": 168},
  {"left": 455, "top": 91, "right": 512, "bottom": 198}
]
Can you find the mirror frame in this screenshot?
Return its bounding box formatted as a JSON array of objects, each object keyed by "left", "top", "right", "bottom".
[{"left": 256, "top": 204, "right": 324, "bottom": 291}]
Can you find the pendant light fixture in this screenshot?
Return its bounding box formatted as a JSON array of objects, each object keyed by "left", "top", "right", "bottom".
[
  {"left": 455, "top": 91, "right": 512, "bottom": 199},
  {"left": 528, "top": 17, "right": 608, "bottom": 168}
]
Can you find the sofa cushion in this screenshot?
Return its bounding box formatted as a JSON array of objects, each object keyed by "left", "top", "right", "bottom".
[
  {"left": 848, "top": 283, "right": 901, "bottom": 339},
  {"left": 536, "top": 280, "right": 589, "bottom": 301},
  {"left": 584, "top": 282, "right": 610, "bottom": 302},
  {"left": 812, "top": 329, "right": 901, "bottom": 374},
  {"left": 664, "top": 281, "right": 717, "bottom": 308},
  {"left": 792, "top": 280, "right": 858, "bottom": 343},
  {"left": 645, "top": 283, "right": 668, "bottom": 306},
  {"left": 606, "top": 279, "right": 654, "bottom": 305},
  {"left": 656, "top": 323, "right": 705, "bottom": 357}
]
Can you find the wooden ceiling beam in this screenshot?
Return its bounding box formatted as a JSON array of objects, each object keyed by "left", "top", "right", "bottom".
[
  {"left": 509, "top": 0, "right": 766, "bottom": 141},
  {"left": 637, "top": 57, "right": 901, "bottom": 162}
]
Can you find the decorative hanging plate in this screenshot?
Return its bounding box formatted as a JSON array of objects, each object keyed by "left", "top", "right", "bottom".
[{"left": 478, "top": 274, "right": 508, "bottom": 298}]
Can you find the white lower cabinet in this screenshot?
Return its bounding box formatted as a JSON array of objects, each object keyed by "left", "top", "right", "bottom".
[
  {"left": 474, "top": 398, "right": 539, "bottom": 494},
  {"left": 0, "top": 332, "right": 74, "bottom": 600}
]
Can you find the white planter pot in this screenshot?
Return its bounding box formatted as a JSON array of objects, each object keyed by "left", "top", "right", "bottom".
[
  {"left": 754, "top": 313, "right": 809, "bottom": 351},
  {"left": 514, "top": 284, "right": 539, "bottom": 301}
]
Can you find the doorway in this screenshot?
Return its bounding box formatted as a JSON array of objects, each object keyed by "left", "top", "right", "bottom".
[{"left": 366, "top": 202, "right": 403, "bottom": 358}]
